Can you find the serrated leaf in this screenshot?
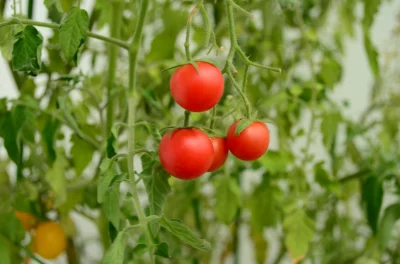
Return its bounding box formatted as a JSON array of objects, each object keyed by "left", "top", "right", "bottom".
[
  {"left": 142, "top": 157, "right": 171, "bottom": 236},
  {"left": 97, "top": 158, "right": 118, "bottom": 203},
  {"left": 155, "top": 242, "right": 170, "bottom": 258},
  {"left": 283, "top": 209, "right": 315, "bottom": 261},
  {"left": 249, "top": 178, "right": 280, "bottom": 231},
  {"left": 45, "top": 148, "right": 68, "bottom": 207},
  {"left": 12, "top": 25, "right": 43, "bottom": 75},
  {"left": 71, "top": 134, "right": 95, "bottom": 176},
  {"left": 362, "top": 174, "right": 383, "bottom": 235},
  {"left": 159, "top": 216, "right": 211, "bottom": 251},
  {"left": 0, "top": 236, "right": 11, "bottom": 264},
  {"left": 215, "top": 176, "right": 240, "bottom": 224},
  {"left": 101, "top": 230, "right": 126, "bottom": 264},
  {"left": 103, "top": 184, "right": 120, "bottom": 229},
  {"left": 59, "top": 7, "right": 89, "bottom": 62},
  {"left": 377, "top": 203, "right": 400, "bottom": 249},
  {"left": 235, "top": 119, "right": 253, "bottom": 136}
]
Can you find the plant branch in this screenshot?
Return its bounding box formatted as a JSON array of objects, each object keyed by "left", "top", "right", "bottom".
[
  {"left": 184, "top": 110, "right": 191, "bottom": 126},
  {"left": 126, "top": 0, "right": 154, "bottom": 263},
  {"left": 185, "top": 7, "right": 198, "bottom": 61},
  {"left": 0, "top": 18, "right": 130, "bottom": 50},
  {"left": 209, "top": 107, "right": 216, "bottom": 129},
  {"left": 227, "top": 71, "right": 251, "bottom": 117}
]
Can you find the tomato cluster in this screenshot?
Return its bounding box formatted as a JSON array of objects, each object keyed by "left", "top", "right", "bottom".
[
  {"left": 15, "top": 211, "right": 66, "bottom": 260},
  {"left": 159, "top": 62, "right": 270, "bottom": 180}
]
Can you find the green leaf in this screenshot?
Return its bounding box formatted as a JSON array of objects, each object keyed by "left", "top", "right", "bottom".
[
  {"left": 260, "top": 150, "right": 293, "bottom": 174},
  {"left": 362, "top": 0, "right": 381, "bottom": 29},
  {"left": 0, "top": 112, "right": 19, "bottom": 164},
  {"left": 155, "top": 242, "right": 170, "bottom": 258},
  {"left": 59, "top": 7, "right": 89, "bottom": 62},
  {"left": 45, "top": 148, "right": 68, "bottom": 207},
  {"left": 320, "top": 111, "right": 341, "bottom": 150},
  {"left": 0, "top": 212, "right": 25, "bottom": 242},
  {"left": 12, "top": 25, "right": 43, "bottom": 75},
  {"left": 314, "top": 162, "right": 340, "bottom": 196},
  {"left": 249, "top": 178, "right": 280, "bottom": 231},
  {"left": 214, "top": 176, "right": 241, "bottom": 224},
  {"left": 97, "top": 158, "right": 118, "bottom": 203},
  {"left": 41, "top": 117, "right": 60, "bottom": 164},
  {"left": 363, "top": 31, "right": 380, "bottom": 79},
  {"left": 362, "top": 174, "right": 383, "bottom": 235},
  {"left": 0, "top": 24, "right": 13, "bottom": 61},
  {"left": 0, "top": 235, "right": 11, "bottom": 264},
  {"left": 235, "top": 119, "right": 253, "bottom": 136},
  {"left": 101, "top": 230, "right": 126, "bottom": 264},
  {"left": 318, "top": 57, "right": 342, "bottom": 86},
  {"left": 71, "top": 134, "right": 95, "bottom": 176},
  {"left": 377, "top": 203, "right": 400, "bottom": 249},
  {"left": 103, "top": 184, "right": 120, "bottom": 230},
  {"left": 283, "top": 209, "right": 315, "bottom": 261},
  {"left": 132, "top": 244, "right": 148, "bottom": 255},
  {"left": 44, "top": 0, "right": 63, "bottom": 12},
  {"left": 159, "top": 216, "right": 211, "bottom": 251},
  {"left": 142, "top": 156, "right": 171, "bottom": 236}
]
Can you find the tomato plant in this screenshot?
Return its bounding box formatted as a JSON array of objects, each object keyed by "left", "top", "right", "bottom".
[{"left": 0, "top": 0, "right": 400, "bottom": 263}]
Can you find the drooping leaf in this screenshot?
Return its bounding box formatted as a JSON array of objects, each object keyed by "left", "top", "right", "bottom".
[
  {"left": 249, "top": 178, "right": 280, "bottom": 231},
  {"left": 103, "top": 184, "right": 120, "bottom": 230},
  {"left": 283, "top": 209, "right": 315, "bottom": 261},
  {"left": 70, "top": 134, "right": 95, "bottom": 176},
  {"left": 214, "top": 176, "right": 241, "bottom": 224},
  {"left": 59, "top": 7, "right": 89, "bottom": 62},
  {"left": 250, "top": 229, "right": 268, "bottom": 264},
  {"left": 235, "top": 119, "right": 253, "bottom": 136},
  {"left": 41, "top": 117, "right": 60, "bottom": 164},
  {"left": 361, "top": 174, "right": 383, "bottom": 235},
  {"left": 101, "top": 230, "right": 126, "bottom": 264},
  {"left": 97, "top": 158, "right": 118, "bottom": 203},
  {"left": 362, "top": 0, "right": 381, "bottom": 29},
  {"left": 0, "top": 112, "right": 19, "bottom": 164},
  {"left": 45, "top": 149, "right": 68, "bottom": 207},
  {"left": 320, "top": 111, "right": 341, "bottom": 150},
  {"left": 12, "top": 25, "right": 43, "bottom": 75},
  {"left": 159, "top": 217, "right": 211, "bottom": 251},
  {"left": 377, "top": 203, "right": 400, "bottom": 249},
  {"left": 363, "top": 31, "right": 380, "bottom": 79},
  {"left": 155, "top": 242, "right": 170, "bottom": 258},
  {"left": 142, "top": 156, "right": 171, "bottom": 236}
]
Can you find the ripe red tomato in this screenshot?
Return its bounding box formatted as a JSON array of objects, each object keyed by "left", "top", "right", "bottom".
[
  {"left": 227, "top": 121, "right": 270, "bottom": 161},
  {"left": 208, "top": 137, "right": 229, "bottom": 172},
  {"left": 170, "top": 62, "right": 224, "bottom": 112},
  {"left": 159, "top": 128, "right": 214, "bottom": 180}
]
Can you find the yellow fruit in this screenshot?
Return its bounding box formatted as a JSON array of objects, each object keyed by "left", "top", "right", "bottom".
[
  {"left": 15, "top": 211, "right": 37, "bottom": 231},
  {"left": 33, "top": 221, "right": 67, "bottom": 259}
]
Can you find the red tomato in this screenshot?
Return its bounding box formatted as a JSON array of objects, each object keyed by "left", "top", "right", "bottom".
[
  {"left": 159, "top": 128, "right": 214, "bottom": 180},
  {"left": 227, "top": 121, "right": 270, "bottom": 161},
  {"left": 170, "top": 62, "right": 224, "bottom": 112},
  {"left": 208, "top": 137, "right": 229, "bottom": 172}
]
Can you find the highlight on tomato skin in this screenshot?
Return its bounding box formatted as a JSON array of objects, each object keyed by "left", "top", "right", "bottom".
[
  {"left": 169, "top": 62, "right": 224, "bottom": 112},
  {"left": 227, "top": 121, "right": 270, "bottom": 161},
  {"left": 208, "top": 137, "right": 229, "bottom": 172},
  {"left": 158, "top": 128, "right": 214, "bottom": 180}
]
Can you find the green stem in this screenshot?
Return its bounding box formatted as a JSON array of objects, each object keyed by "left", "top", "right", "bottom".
[
  {"left": 0, "top": 18, "right": 130, "bottom": 50},
  {"left": 242, "top": 64, "right": 249, "bottom": 93},
  {"left": 106, "top": 2, "right": 122, "bottom": 137},
  {"left": 209, "top": 107, "right": 216, "bottom": 129},
  {"left": 227, "top": 71, "right": 251, "bottom": 118},
  {"left": 184, "top": 110, "right": 191, "bottom": 126},
  {"left": 233, "top": 174, "right": 241, "bottom": 264},
  {"left": 185, "top": 8, "right": 195, "bottom": 61},
  {"left": 127, "top": 0, "right": 153, "bottom": 263},
  {"left": 27, "top": 0, "right": 33, "bottom": 19}
]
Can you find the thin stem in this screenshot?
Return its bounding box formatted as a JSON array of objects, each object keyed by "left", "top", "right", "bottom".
[
  {"left": 227, "top": 71, "right": 251, "bottom": 117},
  {"left": 0, "top": 18, "right": 130, "bottom": 50},
  {"left": 198, "top": 1, "right": 219, "bottom": 52},
  {"left": 127, "top": 0, "right": 153, "bottom": 263},
  {"left": 209, "top": 107, "right": 216, "bottom": 129},
  {"left": 185, "top": 7, "right": 198, "bottom": 61},
  {"left": 233, "top": 173, "right": 241, "bottom": 264},
  {"left": 20, "top": 243, "right": 45, "bottom": 264},
  {"left": 106, "top": 2, "right": 122, "bottom": 138},
  {"left": 27, "top": 0, "right": 33, "bottom": 19},
  {"left": 184, "top": 110, "right": 191, "bottom": 126},
  {"left": 230, "top": 0, "right": 253, "bottom": 18},
  {"left": 242, "top": 64, "right": 249, "bottom": 93}
]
